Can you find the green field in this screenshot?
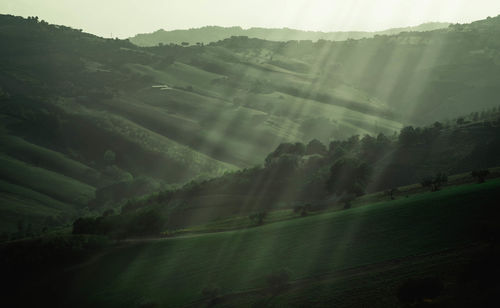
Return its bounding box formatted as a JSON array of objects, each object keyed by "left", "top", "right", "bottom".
[
  {"left": 0, "top": 151, "right": 91, "bottom": 232},
  {"left": 0, "top": 135, "right": 100, "bottom": 185},
  {"left": 0, "top": 179, "right": 73, "bottom": 232},
  {"left": 59, "top": 178, "right": 500, "bottom": 307},
  {"left": 0, "top": 154, "right": 95, "bottom": 206}
]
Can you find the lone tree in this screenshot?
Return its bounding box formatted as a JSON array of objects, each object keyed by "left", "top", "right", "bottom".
[
  {"left": 326, "top": 158, "right": 370, "bottom": 208},
  {"left": 385, "top": 188, "right": 399, "bottom": 200},
  {"left": 294, "top": 204, "right": 311, "bottom": 217},
  {"left": 421, "top": 173, "right": 448, "bottom": 192},
  {"left": 249, "top": 211, "right": 267, "bottom": 225},
  {"left": 471, "top": 169, "right": 490, "bottom": 183}
]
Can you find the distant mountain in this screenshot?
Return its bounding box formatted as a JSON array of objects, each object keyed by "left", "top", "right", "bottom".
[{"left": 129, "top": 22, "right": 451, "bottom": 47}]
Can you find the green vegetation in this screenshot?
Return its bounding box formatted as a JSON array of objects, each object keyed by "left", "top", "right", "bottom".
[
  {"left": 129, "top": 23, "right": 451, "bottom": 47},
  {"left": 1, "top": 13, "right": 500, "bottom": 307},
  {"left": 87, "top": 113, "right": 499, "bottom": 239},
  {"left": 3, "top": 179, "right": 499, "bottom": 307},
  {"left": 0, "top": 155, "right": 95, "bottom": 205}
]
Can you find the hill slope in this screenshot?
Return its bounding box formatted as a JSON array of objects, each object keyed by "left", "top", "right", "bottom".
[
  {"left": 129, "top": 23, "right": 451, "bottom": 47},
  {"left": 3, "top": 178, "right": 499, "bottom": 307},
  {"left": 2, "top": 14, "right": 500, "bottom": 231}
]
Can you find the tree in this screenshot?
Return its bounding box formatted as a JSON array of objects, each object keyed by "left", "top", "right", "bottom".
[
  {"left": 294, "top": 204, "right": 311, "bottom": 217},
  {"left": 103, "top": 150, "right": 116, "bottom": 165},
  {"left": 102, "top": 209, "right": 114, "bottom": 217},
  {"left": 434, "top": 173, "right": 448, "bottom": 190},
  {"left": 305, "top": 139, "right": 327, "bottom": 155},
  {"left": 385, "top": 188, "right": 399, "bottom": 200},
  {"left": 421, "top": 173, "right": 448, "bottom": 192},
  {"left": 249, "top": 211, "right": 267, "bottom": 225},
  {"left": 266, "top": 142, "right": 305, "bottom": 164},
  {"left": 17, "top": 219, "right": 25, "bottom": 233},
  {"left": 361, "top": 134, "right": 390, "bottom": 162},
  {"left": 433, "top": 121, "right": 444, "bottom": 130},
  {"left": 339, "top": 194, "right": 356, "bottom": 209},
  {"left": 72, "top": 217, "right": 101, "bottom": 235},
  {"left": 326, "top": 158, "right": 370, "bottom": 197},
  {"left": 399, "top": 126, "right": 417, "bottom": 145},
  {"left": 471, "top": 169, "right": 490, "bottom": 183}
]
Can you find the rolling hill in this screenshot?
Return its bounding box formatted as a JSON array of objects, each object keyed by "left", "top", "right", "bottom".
[
  {"left": 1, "top": 14, "right": 500, "bottom": 232},
  {"left": 3, "top": 178, "right": 500, "bottom": 307},
  {"left": 1, "top": 13, "right": 500, "bottom": 308},
  {"left": 129, "top": 22, "right": 451, "bottom": 47}
]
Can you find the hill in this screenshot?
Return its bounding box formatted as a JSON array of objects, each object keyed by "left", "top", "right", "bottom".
[
  {"left": 2, "top": 14, "right": 500, "bottom": 232},
  {"left": 3, "top": 178, "right": 500, "bottom": 307},
  {"left": 1, "top": 13, "right": 500, "bottom": 308},
  {"left": 129, "top": 23, "right": 451, "bottom": 47},
  {"left": 67, "top": 111, "right": 500, "bottom": 238}
]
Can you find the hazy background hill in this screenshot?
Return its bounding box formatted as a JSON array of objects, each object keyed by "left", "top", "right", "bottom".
[
  {"left": 129, "top": 22, "right": 451, "bottom": 47},
  {"left": 1, "top": 14, "right": 500, "bottom": 232}
]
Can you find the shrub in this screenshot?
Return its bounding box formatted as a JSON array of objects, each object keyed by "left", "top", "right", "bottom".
[
  {"left": 421, "top": 173, "right": 448, "bottom": 192},
  {"left": 471, "top": 169, "right": 490, "bottom": 183},
  {"left": 293, "top": 204, "right": 311, "bottom": 216},
  {"left": 249, "top": 211, "right": 267, "bottom": 225}
]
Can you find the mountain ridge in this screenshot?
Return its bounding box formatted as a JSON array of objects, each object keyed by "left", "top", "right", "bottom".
[{"left": 129, "top": 22, "right": 451, "bottom": 46}]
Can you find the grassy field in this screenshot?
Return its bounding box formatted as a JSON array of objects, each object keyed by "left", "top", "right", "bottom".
[
  {"left": 0, "top": 179, "right": 74, "bottom": 232},
  {"left": 0, "top": 151, "right": 91, "bottom": 232},
  {"left": 59, "top": 178, "right": 500, "bottom": 307},
  {"left": 0, "top": 154, "right": 95, "bottom": 206},
  {"left": 0, "top": 135, "right": 100, "bottom": 185}
]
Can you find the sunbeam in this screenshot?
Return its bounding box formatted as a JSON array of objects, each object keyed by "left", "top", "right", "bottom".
[{"left": 2, "top": 1, "right": 500, "bottom": 307}]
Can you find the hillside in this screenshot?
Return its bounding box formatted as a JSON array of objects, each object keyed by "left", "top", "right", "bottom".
[
  {"left": 2, "top": 14, "right": 500, "bottom": 233},
  {"left": 3, "top": 178, "right": 500, "bottom": 307},
  {"left": 129, "top": 22, "right": 451, "bottom": 47},
  {"left": 2, "top": 5, "right": 500, "bottom": 308},
  {"left": 68, "top": 111, "right": 500, "bottom": 238}
]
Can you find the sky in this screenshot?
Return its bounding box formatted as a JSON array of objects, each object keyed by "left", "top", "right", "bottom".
[{"left": 1, "top": 0, "right": 500, "bottom": 38}]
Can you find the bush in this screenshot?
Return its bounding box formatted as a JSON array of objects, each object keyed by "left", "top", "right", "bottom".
[
  {"left": 293, "top": 204, "right": 311, "bottom": 216},
  {"left": 421, "top": 173, "right": 448, "bottom": 192},
  {"left": 72, "top": 217, "right": 102, "bottom": 235},
  {"left": 471, "top": 169, "right": 490, "bottom": 183},
  {"left": 249, "top": 211, "right": 267, "bottom": 225}
]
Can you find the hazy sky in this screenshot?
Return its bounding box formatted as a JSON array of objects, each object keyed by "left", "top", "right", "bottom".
[{"left": 1, "top": 0, "right": 500, "bottom": 38}]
